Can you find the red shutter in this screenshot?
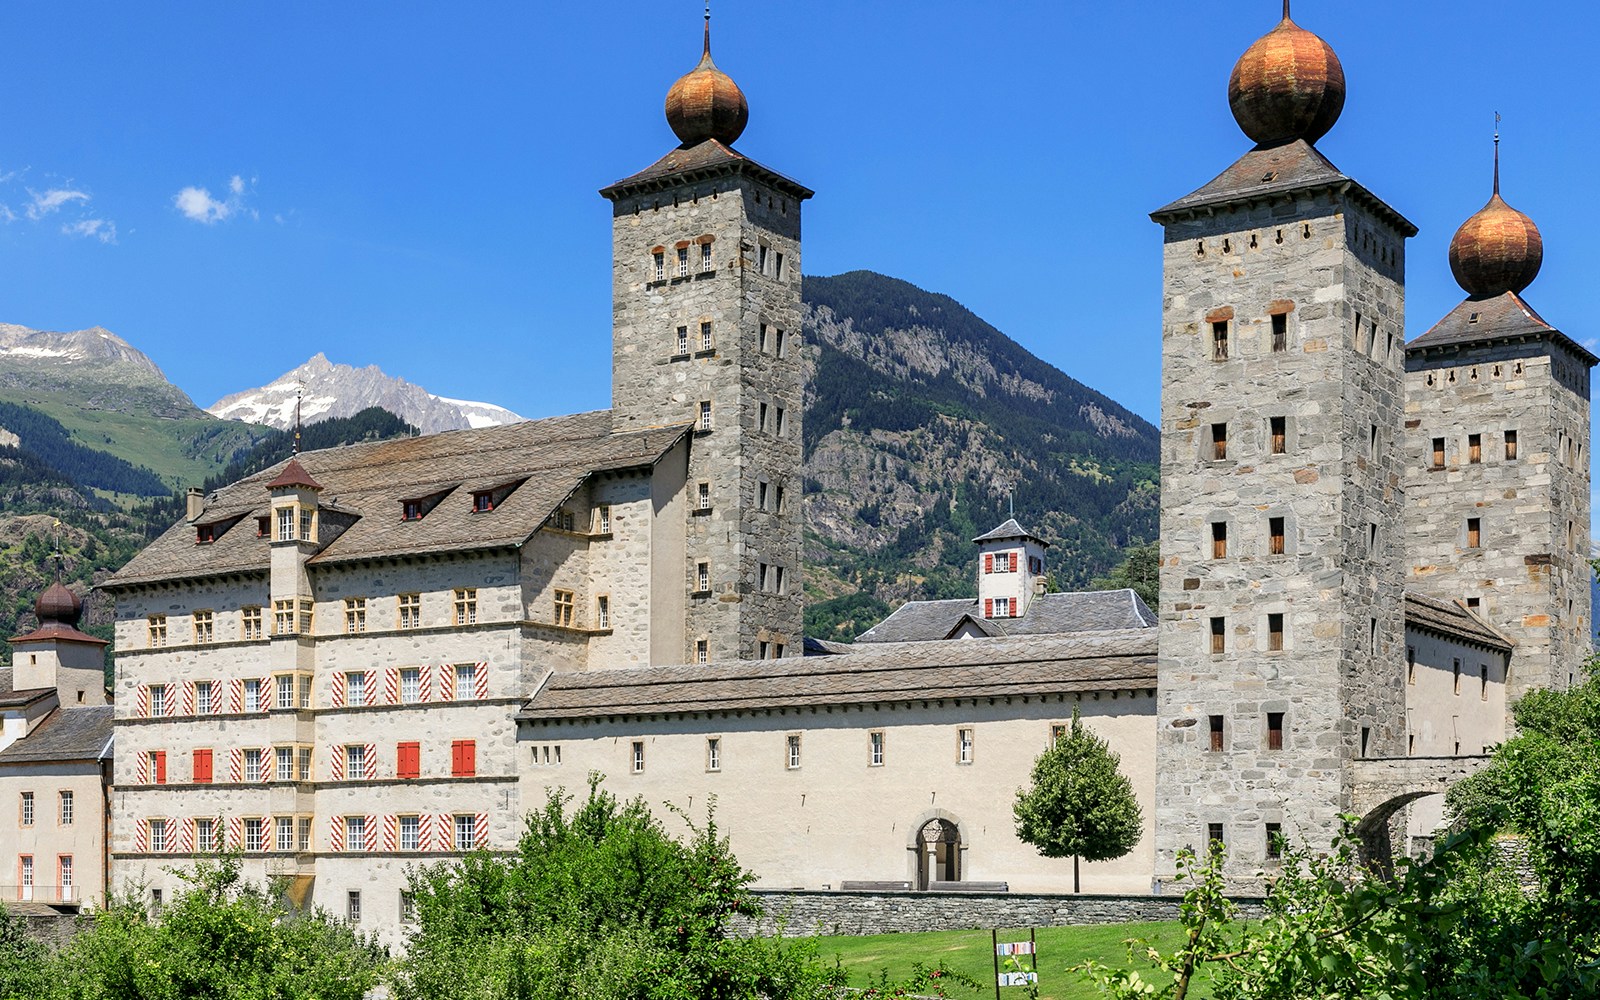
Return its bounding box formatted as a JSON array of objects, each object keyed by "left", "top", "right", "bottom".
[
  {"left": 984, "top": 599, "right": 993, "bottom": 618},
  {"left": 193, "top": 749, "right": 212, "bottom": 784},
  {"left": 397, "top": 742, "right": 420, "bottom": 780},
  {"left": 984, "top": 553, "right": 993, "bottom": 574},
  {"left": 153, "top": 751, "right": 167, "bottom": 785},
  {"left": 1010, "top": 552, "right": 1018, "bottom": 572},
  {"left": 451, "top": 740, "right": 475, "bottom": 778}
]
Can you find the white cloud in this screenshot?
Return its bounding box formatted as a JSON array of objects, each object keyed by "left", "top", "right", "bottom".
[
  {"left": 63, "top": 218, "right": 116, "bottom": 244},
  {"left": 26, "top": 188, "right": 89, "bottom": 220},
  {"left": 174, "top": 174, "right": 255, "bottom": 224},
  {"left": 229, "top": 174, "right": 245, "bottom": 195},
  {"left": 0, "top": 205, "right": 15, "bottom": 224}
]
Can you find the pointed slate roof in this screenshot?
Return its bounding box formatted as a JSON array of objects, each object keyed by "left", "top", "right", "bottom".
[
  {"left": 971, "top": 518, "right": 1048, "bottom": 546},
  {"left": 1405, "top": 291, "right": 1597, "bottom": 365},
  {"left": 1151, "top": 139, "right": 1416, "bottom": 236},
  {"left": 1403, "top": 592, "right": 1513, "bottom": 654},
  {"left": 265, "top": 458, "right": 323, "bottom": 491},
  {"left": 600, "top": 138, "right": 813, "bottom": 201}
]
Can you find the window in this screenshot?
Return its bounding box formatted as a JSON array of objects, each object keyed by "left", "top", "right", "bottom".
[
  {"left": 242, "top": 607, "right": 262, "bottom": 641},
  {"left": 276, "top": 747, "right": 294, "bottom": 781},
  {"left": 1211, "top": 321, "right": 1229, "bottom": 360},
  {"left": 759, "top": 401, "right": 769, "bottom": 433},
  {"left": 20, "top": 792, "right": 34, "bottom": 826},
  {"left": 273, "top": 599, "right": 295, "bottom": 635},
  {"left": 697, "top": 482, "right": 711, "bottom": 510},
  {"left": 706, "top": 738, "right": 721, "bottom": 772},
  {"left": 958, "top": 728, "right": 974, "bottom": 764},
  {"left": 1050, "top": 724, "right": 1067, "bottom": 744},
  {"left": 300, "top": 510, "right": 313, "bottom": 541},
  {"left": 1466, "top": 517, "right": 1481, "bottom": 548},
  {"left": 1481, "top": 663, "right": 1490, "bottom": 700},
  {"left": 1468, "top": 433, "right": 1482, "bottom": 464},
  {"left": 344, "top": 598, "right": 367, "bottom": 633},
  {"left": 652, "top": 251, "right": 664, "bottom": 282},
  {"left": 277, "top": 506, "right": 296, "bottom": 540},
  {"left": 990, "top": 596, "right": 1011, "bottom": 618},
  {"left": 1431, "top": 437, "right": 1445, "bottom": 469},
  {"left": 700, "top": 321, "right": 713, "bottom": 352},
  {"left": 277, "top": 816, "right": 295, "bottom": 852},
  {"left": 596, "top": 596, "right": 610, "bottom": 629},
  {"left": 698, "top": 401, "right": 712, "bottom": 431},
  {"left": 553, "top": 590, "right": 575, "bottom": 627},
  {"left": 149, "top": 684, "right": 167, "bottom": 716},
  {"left": 150, "top": 818, "right": 168, "bottom": 852},
  {"left": 1362, "top": 726, "right": 1372, "bottom": 757},
  {"left": 256, "top": 516, "right": 269, "bottom": 537},
  {"left": 398, "top": 593, "right": 421, "bottom": 629},
  {"left": 775, "top": 407, "right": 787, "bottom": 437},
  {"left": 194, "top": 680, "right": 213, "bottom": 715},
  {"left": 1267, "top": 712, "right": 1285, "bottom": 750},
  {"left": 1269, "top": 416, "right": 1286, "bottom": 455},
  {"left": 1453, "top": 658, "right": 1462, "bottom": 695},
  {"left": 473, "top": 490, "right": 494, "bottom": 513},
  {"left": 244, "top": 818, "right": 264, "bottom": 852},
  {"left": 1208, "top": 715, "right": 1224, "bottom": 752},
  {"left": 57, "top": 857, "right": 72, "bottom": 899},
  {"left": 1211, "top": 522, "right": 1227, "bottom": 559},
  {"left": 59, "top": 791, "right": 73, "bottom": 826},
  {"left": 346, "top": 744, "right": 367, "bottom": 780},
  {"left": 700, "top": 241, "right": 713, "bottom": 273},
  {"left": 455, "top": 662, "right": 478, "bottom": 700},
  {"left": 774, "top": 566, "right": 786, "bottom": 594},
  {"left": 695, "top": 639, "right": 709, "bottom": 664},
  {"left": 1267, "top": 613, "right": 1284, "bottom": 651},
  {"left": 454, "top": 814, "right": 477, "bottom": 851},
  {"left": 1271, "top": 313, "right": 1287, "bottom": 352},
  {"left": 758, "top": 481, "right": 769, "bottom": 510},
  {"left": 192, "top": 749, "right": 213, "bottom": 784},
  {"left": 1209, "top": 617, "right": 1225, "bottom": 654},
  {"left": 244, "top": 748, "right": 263, "bottom": 783},
  {"left": 148, "top": 615, "right": 167, "bottom": 647},
  {"left": 786, "top": 734, "right": 801, "bottom": 770},
  {"left": 399, "top": 815, "right": 420, "bottom": 851},
  {"left": 1504, "top": 429, "right": 1518, "bottom": 460},
  {"left": 298, "top": 748, "right": 313, "bottom": 781},
  {"left": 451, "top": 740, "right": 477, "bottom": 777},
  {"left": 150, "top": 750, "right": 167, "bottom": 784},
  {"left": 597, "top": 505, "right": 611, "bottom": 533},
  {"left": 774, "top": 251, "right": 785, "bottom": 279},
  {"left": 196, "top": 818, "right": 216, "bottom": 853},
  {"left": 676, "top": 246, "right": 689, "bottom": 277},
  {"left": 19, "top": 857, "right": 30, "bottom": 894},
  {"left": 1265, "top": 822, "right": 1283, "bottom": 859},
  {"left": 775, "top": 485, "right": 786, "bottom": 513},
  {"left": 676, "top": 326, "right": 689, "bottom": 356},
  {"left": 1207, "top": 823, "right": 1225, "bottom": 854},
  {"left": 631, "top": 741, "right": 645, "bottom": 774},
  {"left": 397, "top": 741, "right": 420, "bottom": 779},
  {"left": 400, "top": 890, "right": 417, "bottom": 924},
  {"left": 1211, "top": 423, "right": 1227, "bottom": 460},
  {"left": 244, "top": 678, "right": 262, "bottom": 713},
  {"left": 454, "top": 589, "right": 477, "bottom": 625},
  {"left": 695, "top": 562, "right": 710, "bottom": 593},
  {"left": 193, "top": 610, "right": 214, "bottom": 644},
  {"left": 1407, "top": 646, "right": 1416, "bottom": 685},
  {"left": 344, "top": 816, "right": 366, "bottom": 852},
  {"left": 1268, "top": 516, "right": 1285, "bottom": 555},
  {"left": 347, "top": 891, "right": 362, "bottom": 922},
  {"left": 757, "top": 244, "right": 768, "bottom": 273},
  {"left": 400, "top": 668, "right": 420, "bottom": 704},
  {"left": 297, "top": 817, "right": 312, "bottom": 852},
  {"left": 869, "top": 731, "right": 885, "bottom": 767}
]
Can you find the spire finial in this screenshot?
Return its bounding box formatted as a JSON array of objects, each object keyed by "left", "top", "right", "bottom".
[
  {"left": 293, "top": 384, "right": 303, "bottom": 456},
  {"left": 1493, "top": 111, "right": 1502, "bottom": 196},
  {"left": 1283, "top": 0, "right": 1291, "bottom": 20},
  {"left": 703, "top": 1, "right": 711, "bottom": 57}
]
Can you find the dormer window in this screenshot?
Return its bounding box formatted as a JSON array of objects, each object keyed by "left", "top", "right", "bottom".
[
  {"left": 276, "top": 507, "right": 296, "bottom": 541},
  {"left": 196, "top": 524, "right": 216, "bottom": 545},
  {"left": 402, "top": 500, "right": 424, "bottom": 521},
  {"left": 472, "top": 491, "right": 494, "bottom": 513},
  {"left": 256, "top": 516, "right": 270, "bottom": 538}
]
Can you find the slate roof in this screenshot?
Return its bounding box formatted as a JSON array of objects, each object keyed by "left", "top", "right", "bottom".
[
  {"left": 600, "top": 138, "right": 814, "bottom": 201},
  {"left": 0, "top": 706, "right": 113, "bottom": 764},
  {"left": 1150, "top": 140, "right": 1417, "bottom": 237},
  {"left": 518, "top": 630, "right": 1157, "bottom": 720},
  {"left": 9, "top": 621, "right": 106, "bottom": 646},
  {"left": 971, "top": 518, "right": 1048, "bottom": 546},
  {"left": 0, "top": 667, "right": 54, "bottom": 710},
  {"left": 104, "top": 411, "right": 693, "bottom": 588},
  {"left": 856, "top": 589, "right": 1157, "bottom": 644},
  {"left": 1403, "top": 591, "right": 1513, "bottom": 654},
  {"left": 1405, "top": 291, "right": 1598, "bottom": 365}
]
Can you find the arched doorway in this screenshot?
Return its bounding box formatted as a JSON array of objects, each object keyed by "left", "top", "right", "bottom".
[
  {"left": 1354, "top": 791, "right": 1439, "bottom": 878},
  {"left": 916, "top": 818, "right": 961, "bottom": 889}
]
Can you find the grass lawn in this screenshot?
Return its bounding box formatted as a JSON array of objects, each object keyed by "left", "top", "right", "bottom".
[{"left": 814, "top": 922, "right": 1209, "bottom": 1000}]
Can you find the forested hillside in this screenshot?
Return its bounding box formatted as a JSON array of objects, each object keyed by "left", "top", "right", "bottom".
[{"left": 799, "top": 271, "right": 1159, "bottom": 642}]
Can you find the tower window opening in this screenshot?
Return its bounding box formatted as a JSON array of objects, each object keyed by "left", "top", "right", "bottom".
[
  {"left": 700, "top": 242, "right": 713, "bottom": 272},
  {"left": 1368, "top": 522, "right": 1378, "bottom": 553},
  {"left": 1266, "top": 822, "right": 1283, "bottom": 859},
  {"left": 1481, "top": 663, "right": 1489, "bottom": 700},
  {"left": 676, "top": 326, "right": 689, "bottom": 356},
  {"left": 1268, "top": 516, "right": 1285, "bottom": 555},
  {"left": 1407, "top": 646, "right": 1416, "bottom": 685},
  {"left": 1353, "top": 312, "right": 1365, "bottom": 353},
  {"left": 1208, "top": 715, "right": 1224, "bottom": 751},
  {"left": 1360, "top": 726, "right": 1371, "bottom": 758},
  {"left": 1275, "top": 228, "right": 1284, "bottom": 244},
  {"left": 1211, "top": 321, "right": 1229, "bottom": 361},
  {"left": 676, "top": 246, "right": 689, "bottom": 277},
  {"left": 700, "top": 321, "right": 713, "bottom": 353},
  {"left": 1211, "top": 522, "right": 1227, "bottom": 559},
  {"left": 1269, "top": 416, "right": 1286, "bottom": 454},
  {"left": 1197, "top": 240, "right": 1205, "bottom": 256},
  {"left": 1207, "top": 823, "right": 1225, "bottom": 854},
  {"left": 1453, "top": 659, "right": 1462, "bottom": 695},
  {"left": 1249, "top": 232, "right": 1258, "bottom": 249},
  {"left": 1466, "top": 517, "right": 1481, "bottom": 548},
  {"left": 1211, "top": 423, "right": 1228, "bottom": 461},
  {"left": 1302, "top": 222, "right": 1311, "bottom": 239},
  {"left": 1267, "top": 712, "right": 1284, "bottom": 750},
  {"left": 1370, "top": 424, "right": 1378, "bottom": 456},
  {"left": 1222, "top": 238, "right": 1231, "bottom": 254},
  {"left": 1267, "top": 614, "right": 1284, "bottom": 652},
  {"left": 1271, "top": 313, "right": 1287, "bottom": 353},
  {"left": 1504, "top": 429, "right": 1518, "bottom": 460},
  {"left": 1468, "top": 433, "right": 1482, "bottom": 464},
  {"left": 1431, "top": 438, "right": 1445, "bottom": 469},
  {"left": 1209, "top": 617, "right": 1225, "bottom": 655},
  {"left": 652, "top": 251, "right": 665, "bottom": 282}
]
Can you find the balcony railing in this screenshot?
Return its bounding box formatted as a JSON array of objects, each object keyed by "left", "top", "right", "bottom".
[{"left": 3, "top": 884, "right": 77, "bottom": 902}]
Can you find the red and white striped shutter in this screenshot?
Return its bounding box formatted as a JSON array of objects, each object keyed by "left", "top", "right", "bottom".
[
  {"left": 1010, "top": 551, "right": 1018, "bottom": 572},
  {"left": 433, "top": 814, "right": 449, "bottom": 851},
  {"left": 365, "top": 815, "right": 378, "bottom": 852},
  {"left": 474, "top": 662, "right": 489, "bottom": 700},
  {"left": 422, "top": 664, "right": 433, "bottom": 702},
  {"left": 134, "top": 753, "right": 149, "bottom": 784},
  {"left": 229, "top": 749, "right": 243, "bottom": 783},
  {"left": 165, "top": 688, "right": 177, "bottom": 717},
  {"left": 984, "top": 599, "right": 994, "bottom": 618},
  {"left": 134, "top": 820, "right": 147, "bottom": 853},
  {"left": 329, "top": 816, "right": 344, "bottom": 853},
  {"left": 443, "top": 665, "right": 455, "bottom": 701},
  {"left": 366, "top": 671, "right": 378, "bottom": 707},
  {"left": 228, "top": 816, "right": 243, "bottom": 850},
  {"left": 476, "top": 813, "right": 489, "bottom": 849},
  {"left": 984, "top": 553, "right": 993, "bottom": 574},
  {"left": 385, "top": 668, "right": 399, "bottom": 705},
  {"left": 260, "top": 676, "right": 273, "bottom": 710},
  {"left": 180, "top": 817, "right": 195, "bottom": 853},
  {"left": 260, "top": 748, "right": 272, "bottom": 783},
  {"left": 330, "top": 672, "right": 345, "bottom": 709},
  {"left": 229, "top": 679, "right": 244, "bottom": 714},
  {"left": 383, "top": 815, "right": 397, "bottom": 852},
  {"left": 329, "top": 745, "right": 345, "bottom": 781},
  {"left": 137, "top": 686, "right": 149, "bottom": 718},
  {"left": 181, "top": 682, "right": 195, "bottom": 716},
  {"left": 364, "top": 744, "right": 377, "bottom": 781}
]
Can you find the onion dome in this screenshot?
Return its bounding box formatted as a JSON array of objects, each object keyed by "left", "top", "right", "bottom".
[
  {"left": 664, "top": 16, "right": 748, "bottom": 147},
  {"left": 1449, "top": 145, "right": 1543, "bottom": 297},
  {"left": 1228, "top": 1, "right": 1346, "bottom": 147},
  {"left": 35, "top": 581, "right": 82, "bottom": 626}
]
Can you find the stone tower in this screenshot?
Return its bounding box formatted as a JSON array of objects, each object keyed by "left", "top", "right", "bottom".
[
  {"left": 1403, "top": 139, "right": 1595, "bottom": 698},
  {"left": 601, "top": 14, "right": 813, "bottom": 664},
  {"left": 1149, "top": 5, "right": 1417, "bottom": 880}
]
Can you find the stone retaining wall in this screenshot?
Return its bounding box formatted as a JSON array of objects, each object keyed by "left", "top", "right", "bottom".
[{"left": 734, "top": 889, "right": 1266, "bottom": 938}]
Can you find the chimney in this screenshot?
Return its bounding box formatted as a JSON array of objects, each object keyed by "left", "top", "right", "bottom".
[{"left": 186, "top": 487, "right": 205, "bottom": 521}]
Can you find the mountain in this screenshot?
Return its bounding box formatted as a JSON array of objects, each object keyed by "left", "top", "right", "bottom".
[
  {"left": 207, "top": 353, "right": 525, "bottom": 435},
  {"left": 799, "top": 271, "right": 1159, "bottom": 641}
]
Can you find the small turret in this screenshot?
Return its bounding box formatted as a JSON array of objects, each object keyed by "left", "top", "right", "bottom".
[{"left": 972, "top": 519, "right": 1050, "bottom": 619}]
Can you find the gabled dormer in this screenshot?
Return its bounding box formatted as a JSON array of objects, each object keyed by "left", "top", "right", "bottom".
[
  {"left": 972, "top": 519, "right": 1049, "bottom": 619},
  {"left": 266, "top": 459, "right": 323, "bottom": 546}
]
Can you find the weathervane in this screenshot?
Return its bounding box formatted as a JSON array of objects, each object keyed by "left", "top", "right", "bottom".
[
  {"left": 293, "top": 383, "right": 303, "bottom": 456},
  {"left": 1493, "top": 111, "right": 1502, "bottom": 194}
]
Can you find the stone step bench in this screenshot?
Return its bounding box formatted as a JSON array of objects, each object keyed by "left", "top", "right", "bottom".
[
  {"left": 838, "top": 880, "right": 913, "bottom": 891},
  {"left": 928, "top": 880, "right": 1009, "bottom": 893}
]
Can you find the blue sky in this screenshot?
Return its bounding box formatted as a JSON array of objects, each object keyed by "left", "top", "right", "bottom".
[{"left": 0, "top": 2, "right": 1595, "bottom": 435}]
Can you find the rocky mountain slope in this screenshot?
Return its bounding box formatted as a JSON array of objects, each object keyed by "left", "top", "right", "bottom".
[{"left": 208, "top": 353, "right": 524, "bottom": 435}]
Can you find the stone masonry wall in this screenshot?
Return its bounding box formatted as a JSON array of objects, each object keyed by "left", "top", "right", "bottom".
[{"left": 1155, "top": 187, "right": 1409, "bottom": 882}]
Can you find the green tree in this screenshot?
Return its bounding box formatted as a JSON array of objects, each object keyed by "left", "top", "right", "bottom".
[
  {"left": 1014, "top": 706, "right": 1143, "bottom": 892},
  {"left": 1091, "top": 540, "right": 1158, "bottom": 609}
]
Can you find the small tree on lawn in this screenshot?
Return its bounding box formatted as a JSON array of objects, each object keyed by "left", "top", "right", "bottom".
[{"left": 1014, "top": 705, "right": 1143, "bottom": 892}]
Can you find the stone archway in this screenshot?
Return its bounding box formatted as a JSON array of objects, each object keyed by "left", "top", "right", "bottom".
[
  {"left": 916, "top": 818, "right": 961, "bottom": 889},
  {"left": 1350, "top": 755, "right": 1490, "bottom": 876},
  {"left": 1353, "top": 790, "right": 1439, "bottom": 877}
]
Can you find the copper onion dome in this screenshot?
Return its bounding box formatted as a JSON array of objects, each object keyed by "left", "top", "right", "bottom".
[
  {"left": 1449, "top": 143, "right": 1543, "bottom": 297},
  {"left": 1228, "top": 1, "right": 1346, "bottom": 147},
  {"left": 664, "top": 16, "right": 748, "bottom": 147},
  {"left": 35, "top": 581, "right": 82, "bottom": 626}
]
